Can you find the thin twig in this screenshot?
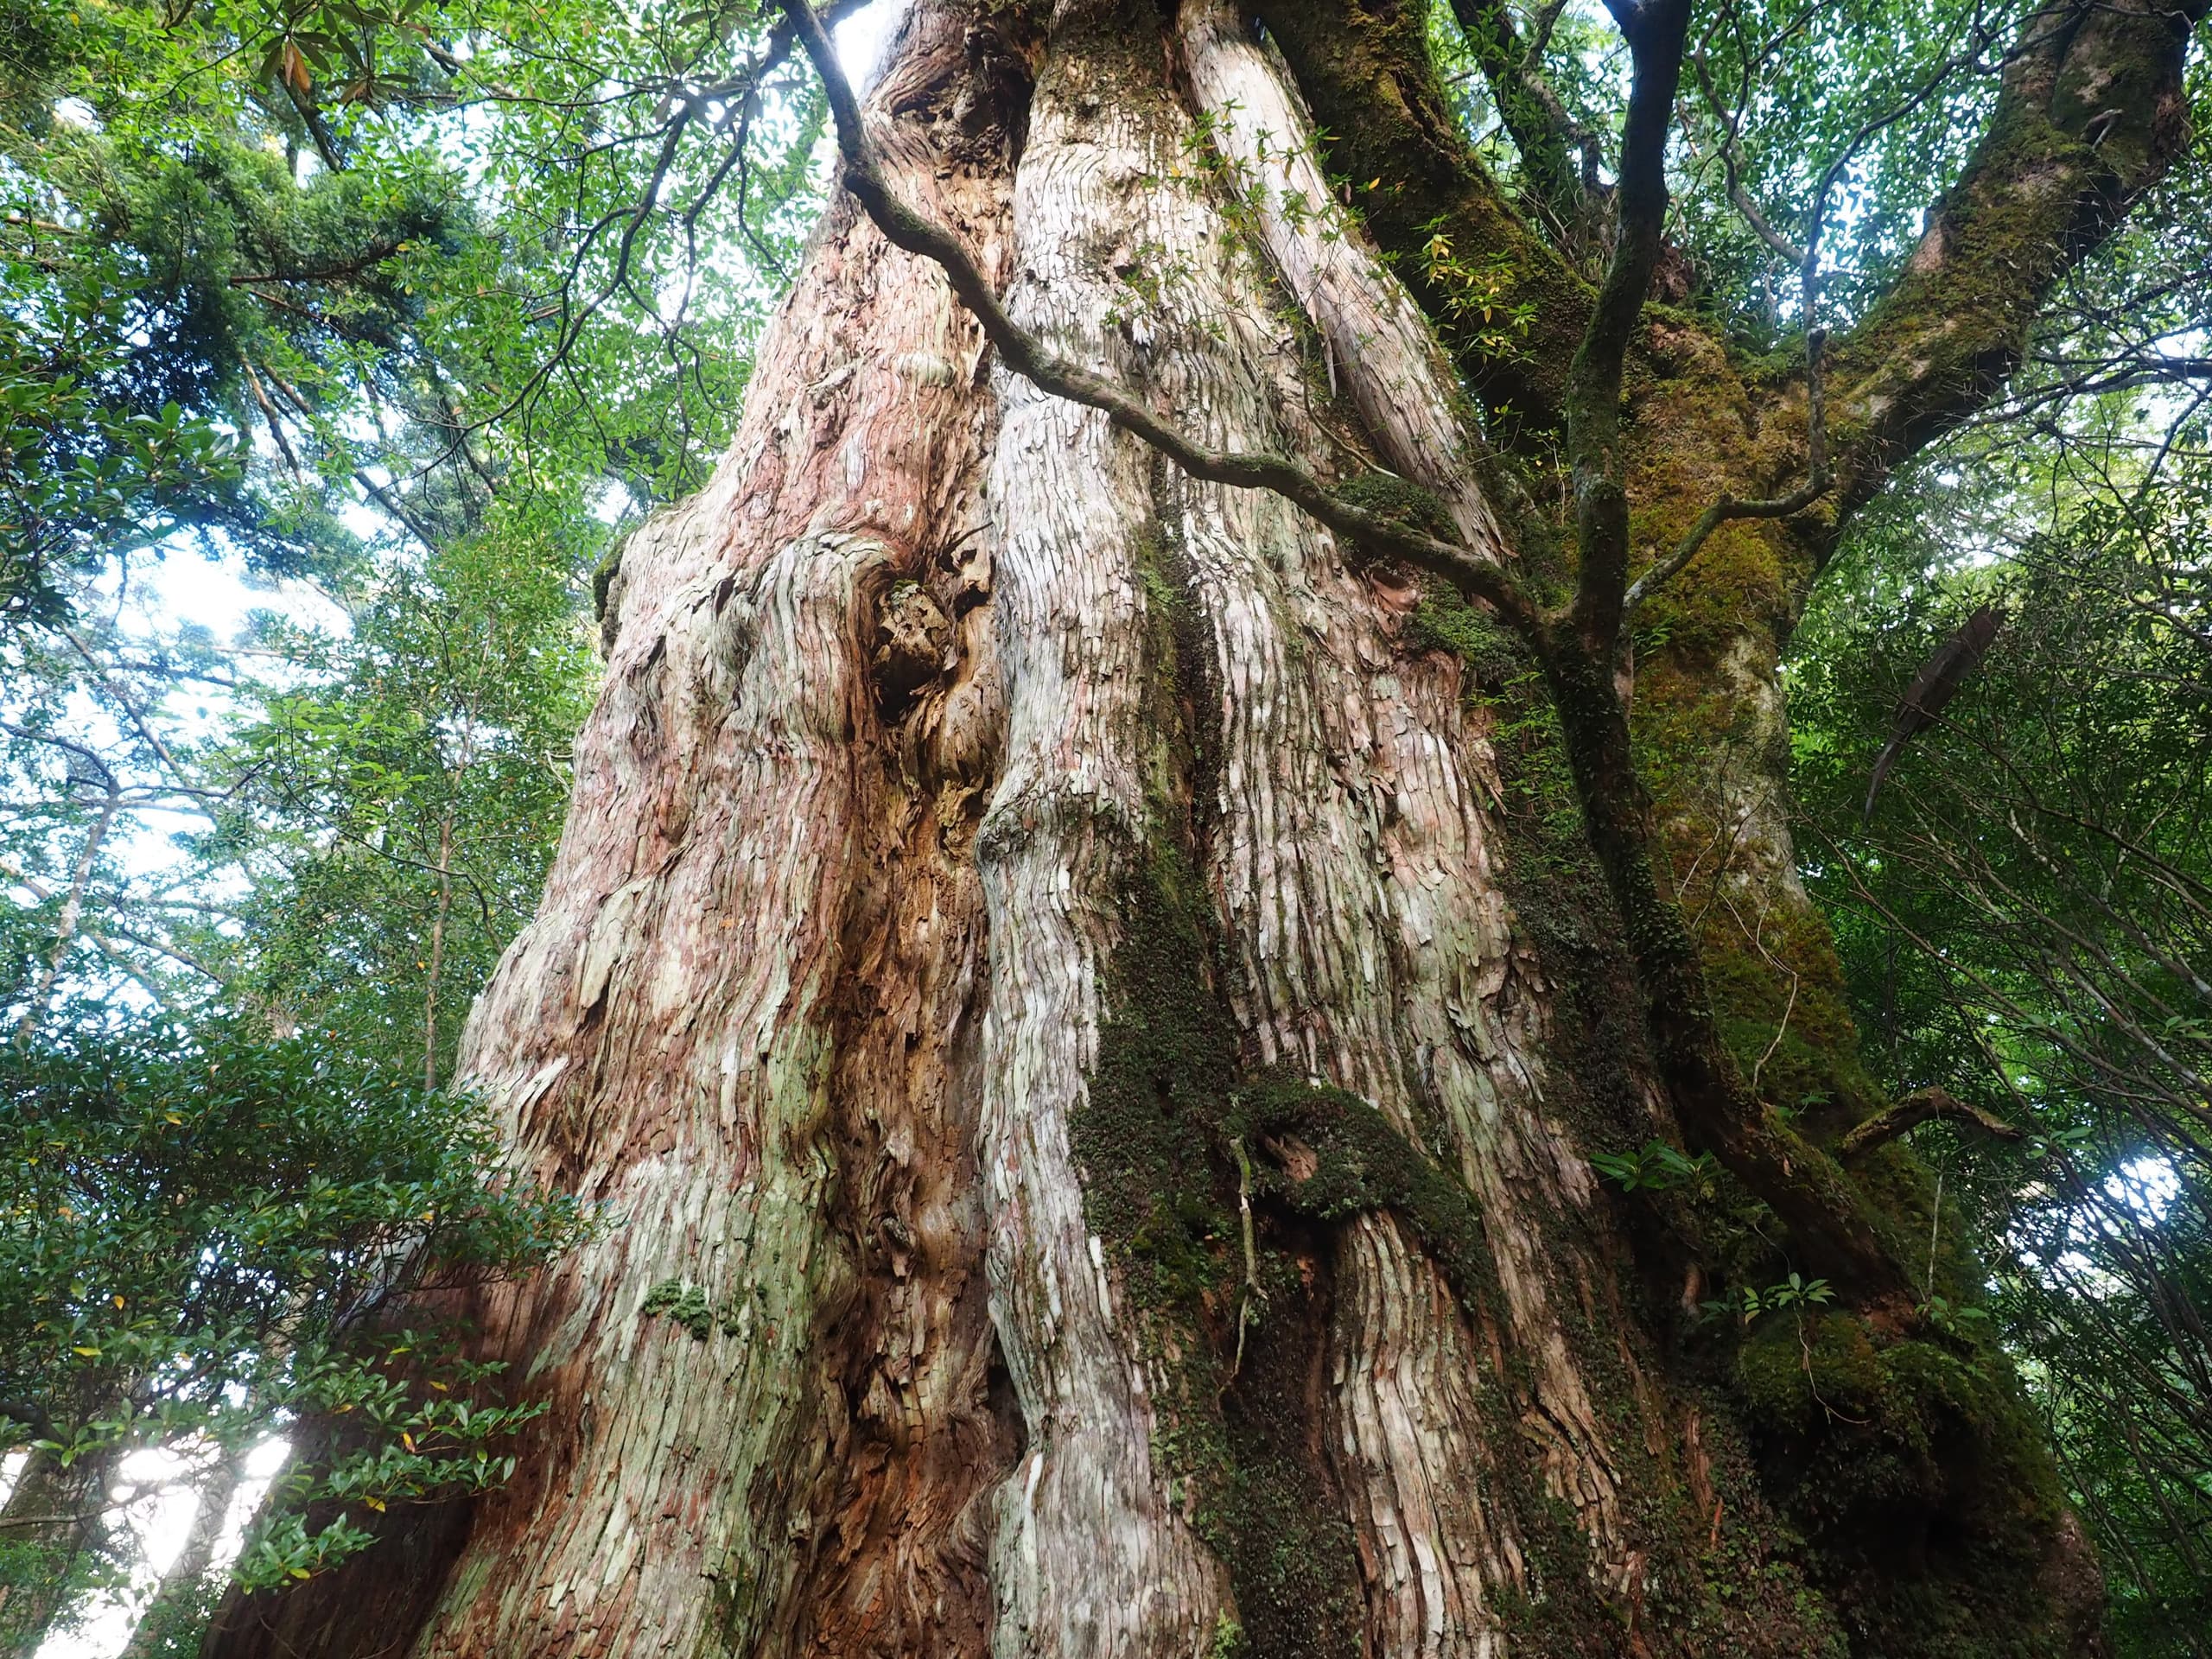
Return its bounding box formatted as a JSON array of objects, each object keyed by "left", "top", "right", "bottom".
[{"left": 1227, "top": 1137, "right": 1264, "bottom": 1383}]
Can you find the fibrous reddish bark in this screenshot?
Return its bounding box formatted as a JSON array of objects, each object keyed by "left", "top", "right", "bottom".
[{"left": 202, "top": 0, "right": 2210, "bottom": 1654}]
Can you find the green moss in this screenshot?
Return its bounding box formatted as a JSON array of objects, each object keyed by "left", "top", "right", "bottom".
[
  {"left": 1075, "top": 847, "right": 1635, "bottom": 1656},
  {"left": 1072, "top": 846, "right": 1241, "bottom": 1315},
  {"left": 1071, "top": 837, "right": 1367, "bottom": 1659},
  {"left": 639, "top": 1277, "right": 759, "bottom": 1343},
  {"left": 1334, "top": 468, "right": 1459, "bottom": 541},
  {"left": 1229, "top": 1075, "right": 1499, "bottom": 1313},
  {"left": 1733, "top": 1313, "right": 2073, "bottom": 1658},
  {"left": 1402, "top": 573, "right": 1528, "bottom": 688},
  {"left": 640, "top": 1278, "right": 714, "bottom": 1341},
  {"left": 589, "top": 544, "right": 618, "bottom": 614},
  {"left": 1067, "top": 515, "right": 1370, "bottom": 1658}
]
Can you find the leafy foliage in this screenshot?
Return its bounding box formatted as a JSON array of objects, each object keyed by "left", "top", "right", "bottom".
[
  {"left": 211, "top": 528, "right": 597, "bottom": 1080},
  {"left": 1794, "top": 408, "right": 2212, "bottom": 1656},
  {"left": 0, "top": 259, "right": 249, "bottom": 624},
  {"left": 0, "top": 0, "right": 830, "bottom": 1640},
  {"left": 1700, "top": 1271, "right": 1834, "bottom": 1326},
  {"left": 1589, "top": 1137, "right": 1720, "bottom": 1193},
  {"left": 0, "top": 1014, "right": 590, "bottom": 1600}
]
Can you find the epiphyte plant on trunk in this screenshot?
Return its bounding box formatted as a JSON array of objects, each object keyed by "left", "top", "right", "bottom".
[{"left": 200, "top": 0, "right": 2209, "bottom": 1655}]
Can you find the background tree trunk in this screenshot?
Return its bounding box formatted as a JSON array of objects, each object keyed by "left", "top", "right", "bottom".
[
  {"left": 116, "top": 1445, "right": 244, "bottom": 1659},
  {"left": 201, "top": 1, "right": 2113, "bottom": 1655},
  {"left": 1, "top": 1446, "right": 111, "bottom": 1659}
]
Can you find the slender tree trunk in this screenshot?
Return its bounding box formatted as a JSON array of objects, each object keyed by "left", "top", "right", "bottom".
[
  {"left": 14, "top": 777, "right": 119, "bottom": 1046},
  {"left": 0, "top": 1447, "right": 111, "bottom": 1659},
  {"left": 116, "top": 1446, "right": 244, "bottom": 1659},
  {"left": 424, "top": 810, "right": 454, "bottom": 1090},
  {"left": 199, "top": 0, "right": 2138, "bottom": 1655}
]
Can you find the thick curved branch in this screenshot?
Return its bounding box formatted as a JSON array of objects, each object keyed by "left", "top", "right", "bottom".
[
  {"left": 1839, "top": 1087, "right": 2025, "bottom": 1160},
  {"left": 777, "top": 0, "right": 1540, "bottom": 637},
  {"left": 1827, "top": 0, "right": 2211, "bottom": 514},
  {"left": 1563, "top": 0, "right": 1692, "bottom": 650}
]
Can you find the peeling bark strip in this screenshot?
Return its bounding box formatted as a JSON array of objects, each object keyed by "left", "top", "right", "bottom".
[
  {"left": 1176, "top": 0, "right": 1505, "bottom": 560},
  {"left": 972, "top": 16, "right": 1234, "bottom": 1645},
  {"left": 202, "top": 0, "right": 2212, "bottom": 1653}
]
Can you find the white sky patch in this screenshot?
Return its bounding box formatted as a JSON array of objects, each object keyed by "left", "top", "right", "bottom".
[
  {"left": 2104, "top": 1154, "right": 2181, "bottom": 1226},
  {"left": 836, "top": 0, "right": 909, "bottom": 92},
  {"left": 131, "top": 554, "right": 346, "bottom": 679},
  {"left": 36, "top": 1440, "right": 290, "bottom": 1659},
  {"left": 96, "top": 552, "right": 348, "bottom": 899}
]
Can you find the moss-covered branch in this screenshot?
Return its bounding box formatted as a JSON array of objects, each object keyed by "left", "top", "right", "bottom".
[
  {"left": 1535, "top": 632, "right": 1919, "bottom": 1314},
  {"left": 1837, "top": 1086, "right": 2025, "bottom": 1161},
  {"left": 1561, "top": 0, "right": 1692, "bottom": 652},
  {"left": 1827, "top": 0, "right": 2211, "bottom": 514}
]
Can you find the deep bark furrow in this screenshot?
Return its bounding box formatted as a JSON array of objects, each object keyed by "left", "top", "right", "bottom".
[
  {"left": 1174, "top": 13, "right": 1641, "bottom": 1588},
  {"left": 798, "top": 565, "right": 1019, "bottom": 1656}
]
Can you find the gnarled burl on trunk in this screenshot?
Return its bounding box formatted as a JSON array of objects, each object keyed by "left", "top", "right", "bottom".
[{"left": 204, "top": 0, "right": 2206, "bottom": 1654}]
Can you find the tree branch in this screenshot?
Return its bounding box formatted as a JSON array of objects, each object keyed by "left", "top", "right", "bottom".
[
  {"left": 1827, "top": 0, "right": 2211, "bottom": 514},
  {"left": 1685, "top": 50, "right": 1803, "bottom": 264},
  {"left": 353, "top": 469, "right": 443, "bottom": 554},
  {"left": 1564, "top": 0, "right": 1693, "bottom": 651},
  {"left": 1445, "top": 0, "right": 1605, "bottom": 234},
  {"left": 1838, "top": 1086, "right": 2026, "bottom": 1160},
  {"left": 277, "top": 75, "right": 344, "bottom": 174}
]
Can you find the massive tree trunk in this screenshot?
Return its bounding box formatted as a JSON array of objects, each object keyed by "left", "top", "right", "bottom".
[{"left": 203, "top": 0, "right": 2206, "bottom": 1655}]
